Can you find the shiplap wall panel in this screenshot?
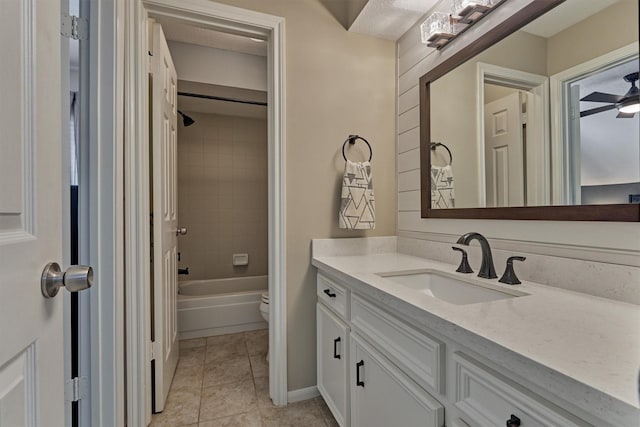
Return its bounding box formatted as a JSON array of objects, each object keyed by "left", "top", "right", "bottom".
[
  {"left": 399, "top": 43, "right": 437, "bottom": 76},
  {"left": 398, "top": 190, "right": 421, "bottom": 212},
  {"left": 397, "top": 211, "right": 424, "bottom": 231},
  {"left": 399, "top": 85, "right": 419, "bottom": 115},
  {"left": 398, "top": 148, "right": 420, "bottom": 173},
  {"left": 398, "top": 24, "right": 422, "bottom": 56},
  {"left": 398, "top": 106, "right": 420, "bottom": 134},
  {"left": 398, "top": 169, "right": 420, "bottom": 192},
  {"left": 398, "top": 127, "right": 420, "bottom": 154},
  {"left": 399, "top": 56, "right": 433, "bottom": 95}
]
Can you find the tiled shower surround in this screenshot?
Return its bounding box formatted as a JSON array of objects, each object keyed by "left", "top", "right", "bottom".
[
  {"left": 150, "top": 330, "right": 338, "bottom": 427},
  {"left": 177, "top": 112, "right": 268, "bottom": 280}
]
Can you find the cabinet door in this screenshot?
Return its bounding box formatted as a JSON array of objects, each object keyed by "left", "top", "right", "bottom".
[
  {"left": 317, "top": 303, "right": 349, "bottom": 426},
  {"left": 350, "top": 334, "right": 444, "bottom": 427}
]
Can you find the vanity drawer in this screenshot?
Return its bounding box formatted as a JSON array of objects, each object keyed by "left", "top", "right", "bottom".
[
  {"left": 453, "top": 352, "right": 589, "bottom": 427},
  {"left": 350, "top": 294, "right": 444, "bottom": 394},
  {"left": 317, "top": 273, "right": 348, "bottom": 319}
]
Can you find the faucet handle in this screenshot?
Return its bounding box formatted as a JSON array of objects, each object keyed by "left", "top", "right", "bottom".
[
  {"left": 499, "top": 256, "right": 526, "bottom": 285},
  {"left": 452, "top": 247, "right": 473, "bottom": 274}
]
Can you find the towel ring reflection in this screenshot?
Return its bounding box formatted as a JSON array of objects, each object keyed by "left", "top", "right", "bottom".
[
  {"left": 431, "top": 142, "right": 453, "bottom": 165},
  {"left": 342, "top": 135, "right": 373, "bottom": 162}
]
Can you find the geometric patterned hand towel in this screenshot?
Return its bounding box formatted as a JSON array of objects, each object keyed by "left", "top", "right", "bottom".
[
  {"left": 339, "top": 160, "right": 375, "bottom": 229},
  {"left": 431, "top": 165, "right": 455, "bottom": 209}
]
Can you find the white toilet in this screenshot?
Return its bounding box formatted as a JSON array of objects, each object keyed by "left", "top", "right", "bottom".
[{"left": 259, "top": 292, "right": 269, "bottom": 362}]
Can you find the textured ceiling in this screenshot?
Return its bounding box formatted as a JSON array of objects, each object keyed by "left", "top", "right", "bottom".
[
  {"left": 348, "top": 0, "right": 439, "bottom": 40},
  {"left": 154, "top": 16, "right": 267, "bottom": 57},
  {"left": 522, "top": 0, "right": 622, "bottom": 38}
]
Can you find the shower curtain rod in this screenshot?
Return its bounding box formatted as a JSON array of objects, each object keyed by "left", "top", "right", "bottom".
[{"left": 177, "top": 91, "right": 268, "bottom": 106}]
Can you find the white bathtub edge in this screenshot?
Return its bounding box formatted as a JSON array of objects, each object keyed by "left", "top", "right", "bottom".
[{"left": 178, "top": 321, "right": 267, "bottom": 340}]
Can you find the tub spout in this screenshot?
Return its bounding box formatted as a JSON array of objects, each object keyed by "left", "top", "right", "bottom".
[{"left": 178, "top": 267, "right": 190, "bottom": 275}]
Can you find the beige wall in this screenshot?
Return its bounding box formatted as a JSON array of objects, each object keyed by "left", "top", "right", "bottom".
[
  {"left": 546, "top": 0, "right": 639, "bottom": 76},
  {"left": 177, "top": 112, "right": 268, "bottom": 280},
  {"left": 210, "top": 0, "right": 397, "bottom": 391}
]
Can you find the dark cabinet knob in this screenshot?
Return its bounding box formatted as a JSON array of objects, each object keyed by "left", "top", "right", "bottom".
[
  {"left": 506, "top": 414, "right": 521, "bottom": 427},
  {"left": 323, "top": 288, "right": 336, "bottom": 298}
]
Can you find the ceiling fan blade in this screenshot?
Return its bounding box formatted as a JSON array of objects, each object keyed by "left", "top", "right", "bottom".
[
  {"left": 580, "top": 91, "right": 624, "bottom": 103},
  {"left": 616, "top": 111, "right": 636, "bottom": 118},
  {"left": 580, "top": 104, "right": 616, "bottom": 117}
]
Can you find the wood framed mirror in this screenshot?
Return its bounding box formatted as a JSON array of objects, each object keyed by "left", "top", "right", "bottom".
[{"left": 420, "top": 0, "right": 640, "bottom": 221}]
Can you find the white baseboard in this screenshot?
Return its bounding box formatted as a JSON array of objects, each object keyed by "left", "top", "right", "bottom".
[{"left": 287, "top": 385, "right": 319, "bottom": 403}]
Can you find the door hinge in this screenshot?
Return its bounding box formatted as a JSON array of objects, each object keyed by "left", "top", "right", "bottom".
[
  {"left": 150, "top": 341, "right": 160, "bottom": 360},
  {"left": 61, "top": 14, "right": 89, "bottom": 41},
  {"left": 65, "top": 376, "right": 88, "bottom": 403}
]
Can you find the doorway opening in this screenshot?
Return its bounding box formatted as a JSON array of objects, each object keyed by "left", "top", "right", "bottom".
[
  {"left": 123, "top": 2, "right": 286, "bottom": 425},
  {"left": 476, "top": 62, "right": 550, "bottom": 208}
]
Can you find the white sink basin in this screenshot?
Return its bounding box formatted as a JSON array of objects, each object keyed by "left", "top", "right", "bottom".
[{"left": 377, "top": 270, "right": 528, "bottom": 305}]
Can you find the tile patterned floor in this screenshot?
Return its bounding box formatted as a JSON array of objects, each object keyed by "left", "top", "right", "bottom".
[{"left": 151, "top": 330, "right": 339, "bottom": 427}]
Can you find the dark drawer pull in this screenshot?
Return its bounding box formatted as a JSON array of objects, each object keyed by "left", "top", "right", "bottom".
[
  {"left": 333, "top": 337, "right": 341, "bottom": 359},
  {"left": 323, "top": 289, "right": 336, "bottom": 298},
  {"left": 506, "top": 415, "right": 521, "bottom": 427},
  {"left": 356, "top": 360, "right": 365, "bottom": 387}
]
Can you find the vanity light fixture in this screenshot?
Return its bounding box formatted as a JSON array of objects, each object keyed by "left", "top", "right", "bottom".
[
  {"left": 452, "top": 0, "right": 493, "bottom": 24},
  {"left": 420, "top": 12, "right": 455, "bottom": 48},
  {"left": 421, "top": 0, "right": 504, "bottom": 50}
]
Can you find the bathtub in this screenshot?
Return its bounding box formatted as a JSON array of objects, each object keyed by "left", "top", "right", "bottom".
[{"left": 177, "top": 275, "right": 268, "bottom": 340}]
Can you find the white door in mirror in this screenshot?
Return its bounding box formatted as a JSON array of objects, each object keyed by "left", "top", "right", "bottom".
[{"left": 484, "top": 92, "right": 525, "bottom": 207}]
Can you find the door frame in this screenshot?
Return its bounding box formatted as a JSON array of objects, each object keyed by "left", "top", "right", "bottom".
[
  {"left": 549, "top": 42, "right": 639, "bottom": 205},
  {"left": 69, "top": 0, "right": 127, "bottom": 425},
  {"left": 476, "top": 62, "right": 550, "bottom": 207},
  {"left": 122, "top": 1, "right": 287, "bottom": 425}
]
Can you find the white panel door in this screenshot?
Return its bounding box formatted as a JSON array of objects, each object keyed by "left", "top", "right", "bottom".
[
  {"left": 0, "top": 0, "right": 65, "bottom": 425},
  {"left": 317, "top": 303, "right": 349, "bottom": 427},
  {"left": 350, "top": 335, "right": 444, "bottom": 427},
  {"left": 484, "top": 92, "right": 525, "bottom": 207},
  {"left": 151, "top": 23, "right": 179, "bottom": 411}
]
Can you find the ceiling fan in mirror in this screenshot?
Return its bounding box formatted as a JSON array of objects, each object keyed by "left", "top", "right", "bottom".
[{"left": 580, "top": 72, "right": 640, "bottom": 118}]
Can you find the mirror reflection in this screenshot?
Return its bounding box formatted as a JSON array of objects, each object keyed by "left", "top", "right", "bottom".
[{"left": 429, "top": 0, "right": 639, "bottom": 209}]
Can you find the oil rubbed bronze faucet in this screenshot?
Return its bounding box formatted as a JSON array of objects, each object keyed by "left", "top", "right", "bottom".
[{"left": 456, "top": 232, "right": 497, "bottom": 279}]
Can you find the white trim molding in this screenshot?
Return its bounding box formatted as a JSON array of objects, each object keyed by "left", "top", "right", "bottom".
[
  {"left": 287, "top": 386, "right": 320, "bottom": 403},
  {"left": 549, "top": 42, "right": 639, "bottom": 205},
  {"left": 83, "top": 0, "right": 127, "bottom": 425},
  {"left": 476, "top": 62, "right": 550, "bottom": 208},
  {"left": 123, "top": 2, "right": 287, "bottom": 424}
]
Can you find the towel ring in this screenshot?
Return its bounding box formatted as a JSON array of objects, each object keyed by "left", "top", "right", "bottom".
[
  {"left": 431, "top": 142, "right": 453, "bottom": 165},
  {"left": 342, "top": 135, "right": 373, "bottom": 162}
]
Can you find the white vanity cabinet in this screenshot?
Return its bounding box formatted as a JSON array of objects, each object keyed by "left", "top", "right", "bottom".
[
  {"left": 316, "top": 272, "right": 445, "bottom": 427},
  {"left": 317, "top": 302, "right": 349, "bottom": 427},
  {"left": 315, "top": 270, "right": 610, "bottom": 427},
  {"left": 350, "top": 334, "right": 444, "bottom": 427},
  {"left": 453, "top": 352, "right": 589, "bottom": 427}
]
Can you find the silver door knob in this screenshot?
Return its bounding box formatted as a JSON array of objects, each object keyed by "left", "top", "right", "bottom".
[
  {"left": 41, "top": 262, "right": 93, "bottom": 298},
  {"left": 176, "top": 227, "right": 187, "bottom": 236}
]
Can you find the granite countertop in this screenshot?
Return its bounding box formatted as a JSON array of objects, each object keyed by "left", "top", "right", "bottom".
[{"left": 312, "top": 251, "right": 640, "bottom": 422}]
